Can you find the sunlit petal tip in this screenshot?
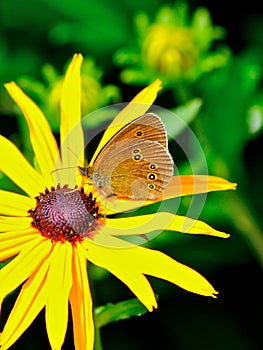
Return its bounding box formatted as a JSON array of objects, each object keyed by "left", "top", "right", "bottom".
[
  {"left": 205, "top": 230, "right": 230, "bottom": 239},
  {"left": 154, "top": 78, "right": 163, "bottom": 87},
  {"left": 4, "top": 81, "right": 16, "bottom": 91},
  {"left": 149, "top": 78, "right": 163, "bottom": 92},
  {"left": 152, "top": 300, "right": 158, "bottom": 311},
  {"left": 214, "top": 179, "right": 237, "bottom": 191},
  {"left": 4, "top": 82, "right": 23, "bottom": 104},
  {"left": 72, "top": 52, "right": 84, "bottom": 62},
  {"left": 203, "top": 287, "right": 218, "bottom": 298},
  {"left": 64, "top": 53, "right": 83, "bottom": 82},
  {"left": 222, "top": 233, "right": 230, "bottom": 238},
  {"left": 212, "top": 291, "right": 219, "bottom": 298},
  {"left": 145, "top": 298, "right": 158, "bottom": 312},
  {"left": 132, "top": 78, "right": 163, "bottom": 104},
  {"left": 230, "top": 182, "right": 237, "bottom": 190},
  {"left": 4, "top": 82, "right": 26, "bottom": 103},
  {"left": 210, "top": 177, "right": 237, "bottom": 191}
]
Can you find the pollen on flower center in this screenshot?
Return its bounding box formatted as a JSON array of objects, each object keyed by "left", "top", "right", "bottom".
[{"left": 28, "top": 185, "right": 100, "bottom": 243}]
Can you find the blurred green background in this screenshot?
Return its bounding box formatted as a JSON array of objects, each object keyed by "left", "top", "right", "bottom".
[{"left": 0, "top": 0, "right": 263, "bottom": 349}]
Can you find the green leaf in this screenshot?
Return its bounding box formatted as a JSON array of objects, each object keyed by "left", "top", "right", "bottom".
[
  {"left": 171, "top": 98, "right": 202, "bottom": 132},
  {"left": 194, "top": 53, "right": 262, "bottom": 174},
  {"left": 94, "top": 298, "right": 149, "bottom": 328},
  {"left": 46, "top": 0, "right": 132, "bottom": 57},
  {"left": 156, "top": 98, "right": 202, "bottom": 139},
  {"left": 192, "top": 7, "right": 226, "bottom": 52},
  {"left": 247, "top": 105, "right": 263, "bottom": 138}
]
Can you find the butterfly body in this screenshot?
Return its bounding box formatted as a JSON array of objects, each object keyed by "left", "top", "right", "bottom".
[{"left": 80, "top": 113, "right": 174, "bottom": 200}]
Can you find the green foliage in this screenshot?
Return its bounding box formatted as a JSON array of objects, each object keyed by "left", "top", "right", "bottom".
[
  {"left": 114, "top": 0, "right": 228, "bottom": 87},
  {"left": 94, "top": 298, "right": 149, "bottom": 328},
  {"left": 194, "top": 52, "right": 262, "bottom": 178}
]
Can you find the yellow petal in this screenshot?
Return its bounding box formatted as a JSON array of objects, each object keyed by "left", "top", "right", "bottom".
[
  {"left": 86, "top": 235, "right": 217, "bottom": 298},
  {"left": 59, "top": 54, "right": 84, "bottom": 187},
  {"left": 90, "top": 79, "right": 162, "bottom": 165},
  {"left": 5, "top": 82, "right": 58, "bottom": 186},
  {"left": 99, "top": 175, "right": 237, "bottom": 214},
  {"left": 160, "top": 175, "right": 237, "bottom": 200},
  {"left": 122, "top": 246, "right": 218, "bottom": 297},
  {"left": 69, "top": 243, "right": 94, "bottom": 350},
  {"left": 0, "top": 136, "right": 46, "bottom": 198},
  {"left": 0, "top": 216, "right": 32, "bottom": 232},
  {"left": 83, "top": 237, "right": 157, "bottom": 311},
  {"left": 45, "top": 242, "right": 73, "bottom": 349},
  {"left": 0, "top": 190, "right": 35, "bottom": 216},
  {"left": 104, "top": 212, "right": 229, "bottom": 238},
  {"left": 0, "top": 229, "right": 38, "bottom": 262},
  {"left": 0, "top": 254, "right": 50, "bottom": 350},
  {"left": 0, "top": 237, "right": 50, "bottom": 306}
]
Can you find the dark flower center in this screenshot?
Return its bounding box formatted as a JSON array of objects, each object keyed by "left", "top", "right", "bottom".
[{"left": 28, "top": 185, "right": 100, "bottom": 243}]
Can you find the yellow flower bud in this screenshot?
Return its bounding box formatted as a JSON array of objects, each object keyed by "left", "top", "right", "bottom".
[{"left": 142, "top": 24, "right": 198, "bottom": 80}]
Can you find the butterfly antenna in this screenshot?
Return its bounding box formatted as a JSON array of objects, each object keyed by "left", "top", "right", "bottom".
[
  {"left": 66, "top": 146, "right": 82, "bottom": 161},
  {"left": 50, "top": 166, "right": 79, "bottom": 175},
  {"left": 50, "top": 145, "right": 87, "bottom": 174}
]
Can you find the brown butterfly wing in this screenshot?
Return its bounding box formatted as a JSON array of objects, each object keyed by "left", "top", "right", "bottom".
[
  {"left": 92, "top": 138, "right": 173, "bottom": 199},
  {"left": 102, "top": 113, "right": 169, "bottom": 149}
]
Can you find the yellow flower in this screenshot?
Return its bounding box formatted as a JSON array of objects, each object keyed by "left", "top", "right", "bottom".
[
  {"left": 142, "top": 24, "right": 198, "bottom": 81},
  {"left": 0, "top": 53, "right": 236, "bottom": 350},
  {"left": 114, "top": 2, "right": 228, "bottom": 86}
]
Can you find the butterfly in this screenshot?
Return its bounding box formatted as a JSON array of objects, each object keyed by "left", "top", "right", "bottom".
[{"left": 79, "top": 113, "right": 174, "bottom": 200}]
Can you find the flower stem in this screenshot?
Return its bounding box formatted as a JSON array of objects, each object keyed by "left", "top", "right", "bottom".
[
  {"left": 94, "top": 327, "right": 104, "bottom": 350},
  {"left": 224, "top": 193, "right": 263, "bottom": 268}
]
